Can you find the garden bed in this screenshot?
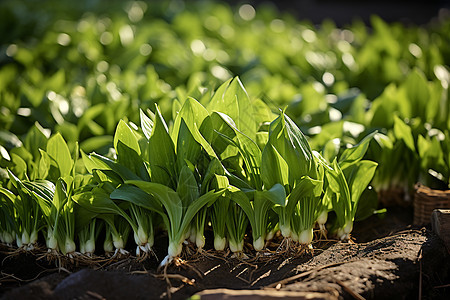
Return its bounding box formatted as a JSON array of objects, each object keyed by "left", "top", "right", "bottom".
[{"left": 1, "top": 207, "right": 449, "bottom": 300}]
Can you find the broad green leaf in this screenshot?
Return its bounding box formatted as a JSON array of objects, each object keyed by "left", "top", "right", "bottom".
[
  {"left": 209, "top": 78, "right": 232, "bottom": 106},
  {"left": 192, "top": 121, "right": 218, "bottom": 159},
  {"left": 312, "top": 151, "right": 333, "bottom": 172},
  {"left": 339, "top": 131, "right": 376, "bottom": 170},
  {"left": 47, "top": 133, "right": 73, "bottom": 177},
  {"left": 210, "top": 112, "right": 239, "bottom": 159},
  {"left": 374, "top": 133, "right": 393, "bottom": 150},
  {"left": 268, "top": 113, "right": 316, "bottom": 185},
  {"left": 260, "top": 183, "right": 286, "bottom": 207},
  {"left": 201, "top": 158, "right": 226, "bottom": 193},
  {"left": 171, "top": 97, "right": 210, "bottom": 144},
  {"left": 285, "top": 176, "right": 322, "bottom": 222},
  {"left": 393, "top": 115, "right": 415, "bottom": 151},
  {"left": 72, "top": 189, "right": 127, "bottom": 218},
  {"left": 256, "top": 132, "right": 269, "bottom": 151},
  {"left": 81, "top": 151, "right": 109, "bottom": 174},
  {"left": 23, "top": 180, "right": 55, "bottom": 203},
  {"left": 252, "top": 98, "right": 276, "bottom": 126},
  {"left": 140, "top": 109, "right": 154, "bottom": 140},
  {"left": 176, "top": 165, "right": 199, "bottom": 207},
  {"left": 261, "top": 144, "right": 289, "bottom": 190},
  {"left": 344, "top": 160, "right": 378, "bottom": 218},
  {"left": 79, "top": 136, "right": 113, "bottom": 153},
  {"left": 228, "top": 187, "right": 255, "bottom": 231},
  {"left": 325, "top": 159, "right": 352, "bottom": 225},
  {"left": 403, "top": 69, "right": 429, "bottom": 119},
  {"left": 74, "top": 205, "right": 98, "bottom": 233},
  {"left": 0, "top": 186, "right": 16, "bottom": 204},
  {"left": 110, "top": 185, "right": 166, "bottom": 220},
  {"left": 171, "top": 98, "right": 218, "bottom": 159},
  {"left": 176, "top": 119, "right": 202, "bottom": 172},
  {"left": 321, "top": 138, "right": 340, "bottom": 163},
  {"left": 207, "top": 77, "right": 256, "bottom": 141},
  {"left": 113, "top": 120, "right": 149, "bottom": 180},
  {"left": 178, "top": 190, "right": 223, "bottom": 240},
  {"left": 24, "top": 123, "right": 48, "bottom": 159},
  {"left": 10, "top": 153, "right": 27, "bottom": 179},
  {"left": 354, "top": 187, "right": 382, "bottom": 221},
  {"left": 9, "top": 179, "right": 49, "bottom": 231},
  {"left": 53, "top": 178, "right": 68, "bottom": 212},
  {"left": 114, "top": 120, "right": 141, "bottom": 156},
  {"left": 82, "top": 152, "right": 140, "bottom": 181},
  {"left": 125, "top": 180, "right": 182, "bottom": 238},
  {"left": 0, "top": 145, "right": 10, "bottom": 161},
  {"left": 148, "top": 105, "right": 177, "bottom": 187},
  {"left": 215, "top": 111, "right": 262, "bottom": 175},
  {"left": 7, "top": 170, "right": 37, "bottom": 229}
]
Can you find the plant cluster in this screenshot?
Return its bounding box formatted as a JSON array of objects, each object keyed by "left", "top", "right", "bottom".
[{"left": 0, "top": 78, "right": 379, "bottom": 265}]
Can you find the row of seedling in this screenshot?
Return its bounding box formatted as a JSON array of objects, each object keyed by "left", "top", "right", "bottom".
[{"left": 0, "top": 78, "right": 378, "bottom": 266}]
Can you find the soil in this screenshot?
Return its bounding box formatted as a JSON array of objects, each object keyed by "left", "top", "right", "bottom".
[{"left": 1, "top": 206, "right": 449, "bottom": 300}]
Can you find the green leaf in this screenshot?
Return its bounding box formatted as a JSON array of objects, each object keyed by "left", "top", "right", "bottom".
[
  {"left": 171, "top": 97, "right": 210, "bottom": 144},
  {"left": 10, "top": 153, "right": 28, "bottom": 179},
  {"left": 176, "top": 165, "right": 199, "bottom": 207},
  {"left": 176, "top": 119, "right": 202, "bottom": 172},
  {"left": 24, "top": 180, "right": 55, "bottom": 221},
  {"left": 354, "top": 187, "right": 380, "bottom": 221},
  {"left": 110, "top": 185, "right": 166, "bottom": 221},
  {"left": 171, "top": 98, "right": 218, "bottom": 160},
  {"left": 47, "top": 133, "right": 73, "bottom": 177},
  {"left": 113, "top": 120, "right": 149, "bottom": 180},
  {"left": 140, "top": 109, "right": 154, "bottom": 140},
  {"left": 344, "top": 160, "right": 378, "bottom": 218},
  {"left": 82, "top": 152, "right": 140, "bottom": 181},
  {"left": 228, "top": 187, "right": 255, "bottom": 232},
  {"left": 0, "top": 186, "right": 16, "bottom": 205},
  {"left": 74, "top": 205, "right": 98, "bottom": 234},
  {"left": 23, "top": 180, "right": 55, "bottom": 203},
  {"left": 260, "top": 183, "right": 286, "bottom": 207},
  {"left": 325, "top": 159, "right": 352, "bottom": 225},
  {"left": 267, "top": 112, "right": 316, "bottom": 185},
  {"left": 201, "top": 158, "right": 226, "bottom": 193},
  {"left": 207, "top": 77, "right": 256, "bottom": 141},
  {"left": 261, "top": 144, "right": 289, "bottom": 190},
  {"left": 0, "top": 145, "right": 10, "bottom": 161},
  {"left": 53, "top": 178, "right": 68, "bottom": 212},
  {"left": 214, "top": 112, "right": 262, "bottom": 188},
  {"left": 125, "top": 180, "right": 183, "bottom": 239},
  {"left": 393, "top": 115, "right": 415, "bottom": 151},
  {"left": 114, "top": 120, "right": 141, "bottom": 156},
  {"left": 81, "top": 151, "right": 109, "bottom": 174},
  {"left": 79, "top": 136, "right": 113, "bottom": 153},
  {"left": 403, "top": 69, "right": 430, "bottom": 119},
  {"left": 24, "top": 122, "right": 48, "bottom": 159},
  {"left": 72, "top": 188, "right": 126, "bottom": 217},
  {"left": 339, "top": 131, "right": 376, "bottom": 170},
  {"left": 178, "top": 190, "right": 223, "bottom": 240},
  {"left": 148, "top": 105, "right": 177, "bottom": 187}
]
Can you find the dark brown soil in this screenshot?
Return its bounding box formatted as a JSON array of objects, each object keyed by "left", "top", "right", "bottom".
[{"left": 1, "top": 206, "right": 449, "bottom": 300}]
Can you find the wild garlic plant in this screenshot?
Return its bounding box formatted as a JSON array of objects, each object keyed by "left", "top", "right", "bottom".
[
  {"left": 324, "top": 132, "right": 378, "bottom": 240},
  {"left": 0, "top": 76, "right": 387, "bottom": 263}
]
